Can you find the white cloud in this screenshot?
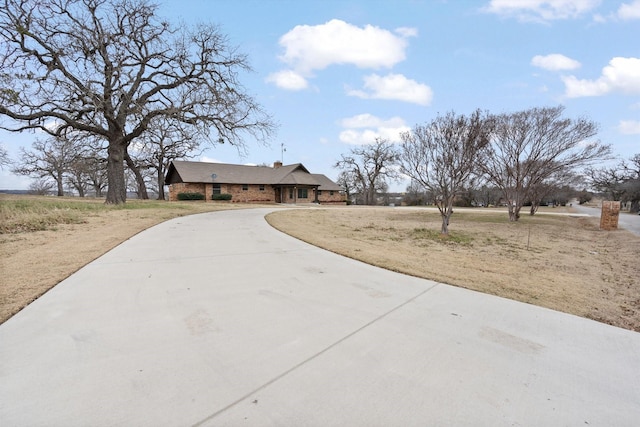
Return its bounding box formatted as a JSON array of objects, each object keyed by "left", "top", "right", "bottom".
[
  {"left": 200, "top": 156, "right": 222, "bottom": 163},
  {"left": 531, "top": 54, "right": 581, "bottom": 70},
  {"left": 395, "top": 27, "right": 418, "bottom": 37},
  {"left": 276, "top": 19, "right": 413, "bottom": 75},
  {"left": 339, "top": 114, "right": 410, "bottom": 145},
  {"left": 43, "top": 119, "right": 64, "bottom": 132},
  {"left": 346, "top": 73, "right": 433, "bottom": 105},
  {"left": 483, "top": 0, "right": 601, "bottom": 22},
  {"left": 618, "top": 120, "right": 640, "bottom": 134},
  {"left": 340, "top": 113, "right": 406, "bottom": 129},
  {"left": 265, "top": 70, "right": 309, "bottom": 91},
  {"left": 618, "top": 0, "right": 640, "bottom": 20},
  {"left": 562, "top": 57, "right": 640, "bottom": 97}
]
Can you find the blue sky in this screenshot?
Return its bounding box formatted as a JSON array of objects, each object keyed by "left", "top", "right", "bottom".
[{"left": 1, "top": 0, "right": 639, "bottom": 191}]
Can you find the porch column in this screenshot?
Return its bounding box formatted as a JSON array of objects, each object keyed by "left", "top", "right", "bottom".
[{"left": 204, "top": 183, "right": 212, "bottom": 202}]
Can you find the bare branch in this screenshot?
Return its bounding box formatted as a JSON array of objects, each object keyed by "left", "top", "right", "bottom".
[
  {"left": 1, "top": 0, "right": 276, "bottom": 204},
  {"left": 399, "top": 110, "right": 491, "bottom": 234},
  {"left": 334, "top": 138, "right": 399, "bottom": 205},
  {"left": 480, "top": 106, "right": 610, "bottom": 221}
]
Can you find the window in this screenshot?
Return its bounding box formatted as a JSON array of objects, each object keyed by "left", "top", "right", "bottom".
[
  {"left": 259, "top": 184, "right": 265, "bottom": 191},
  {"left": 298, "top": 188, "right": 308, "bottom": 199},
  {"left": 289, "top": 188, "right": 294, "bottom": 199},
  {"left": 317, "top": 190, "right": 322, "bottom": 196},
  {"left": 242, "top": 184, "right": 248, "bottom": 191},
  {"left": 212, "top": 184, "right": 221, "bottom": 195},
  {"left": 330, "top": 191, "right": 334, "bottom": 196}
]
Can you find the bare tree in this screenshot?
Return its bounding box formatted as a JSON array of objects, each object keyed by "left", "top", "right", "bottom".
[
  {"left": 128, "top": 118, "right": 201, "bottom": 200},
  {"left": 335, "top": 170, "right": 357, "bottom": 204},
  {"left": 400, "top": 110, "right": 491, "bottom": 234},
  {"left": 28, "top": 178, "right": 55, "bottom": 195},
  {"left": 622, "top": 154, "right": 640, "bottom": 213},
  {"left": 123, "top": 151, "right": 150, "bottom": 199},
  {"left": 334, "top": 138, "right": 400, "bottom": 205},
  {"left": 65, "top": 136, "right": 109, "bottom": 197},
  {"left": 586, "top": 164, "right": 628, "bottom": 201},
  {"left": 12, "top": 136, "right": 82, "bottom": 196},
  {"left": 589, "top": 153, "right": 640, "bottom": 213},
  {"left": 527, "top": 169, "right": 580, "bottom": 215},
  {"left": 65, "top": 162, "right": 89, "bottom": 197},
  {"left": 481, "top": 106, "right": 609, "bottom": 221},
  {"left": 0, "top": 0, "right": 275, "bottom": 204},
  {"left": 471, "top": 183, "right": 502, "bottom": 207},
  {"left": 403, "top": 180, "right": 429, "bottom": 206},
  {"left": 0, "top": 144, "right": 10, "bottom": 169},
  {"left": 124, "top": 165, "right": 156, "bottom": 198}
]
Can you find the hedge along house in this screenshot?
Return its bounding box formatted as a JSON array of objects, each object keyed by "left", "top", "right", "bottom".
[{"left": 165, "top": 160, "right": 346, "bottom": 204}]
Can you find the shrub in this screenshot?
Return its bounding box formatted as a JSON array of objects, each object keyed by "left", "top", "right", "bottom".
[
  {"left": 177, "top": 192, "right": 205, "bottom": 201},
  {"left": 212, "top": 193, "right": 232, "bottom": 201}
]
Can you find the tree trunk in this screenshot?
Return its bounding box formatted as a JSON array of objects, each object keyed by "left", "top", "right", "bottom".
[
  {"left": 508, "top": 204, "right": 521, "bottom": 222},
  {"left": 440, "top": 214, "right": 449, "bottom": 234},
  {"left": 124, "top": 152, "right": 149, "bottom": 199},
  {"left": 105, "top": 142, "right": 127, "bottom": 204},
  {"left": 438, "top": 201, "right": 453, "bottom": 235},
  {"left": 92, "top": 179, "right": 104, "bottom": 198},
  {"left": 367, "top": 186, "right": 376, "bottom": 205},
  {"left": 156, "top": 167, "right": 165, "bottom": 200},
  {"left": 56, "top": 170, "right": 64, "bottom": 196},
  {"left": 529, "top": 203, "right": 539, "bottom": 216}
]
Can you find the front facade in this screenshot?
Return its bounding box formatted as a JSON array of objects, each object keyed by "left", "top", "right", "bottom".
[{"left": 165, "top": 161, "right": 346, "bottom": 204}]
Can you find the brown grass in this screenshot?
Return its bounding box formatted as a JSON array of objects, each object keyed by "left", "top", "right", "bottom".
[{"left": 266, "top": 207, "right": 640, "bottom": 332}]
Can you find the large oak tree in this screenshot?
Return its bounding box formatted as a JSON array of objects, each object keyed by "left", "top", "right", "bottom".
[
  {"left": 0, "top": 0, "right": 275, "bottom": 204},
  {"left": 334, "top": 138, "right": 400, "bottom": 205}
]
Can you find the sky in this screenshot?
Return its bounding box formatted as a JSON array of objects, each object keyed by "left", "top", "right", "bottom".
[{"left": 1, "top": 0, "right": 639, "bottom": 192}]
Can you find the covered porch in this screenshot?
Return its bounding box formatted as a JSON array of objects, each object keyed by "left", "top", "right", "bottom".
[{"left": 274, "top": 184, "right": 320, "bottom": 204}]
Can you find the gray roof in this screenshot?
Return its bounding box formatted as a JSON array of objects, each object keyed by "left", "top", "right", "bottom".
[
  {"left": 166, "top": 161, "right": 342, "bottom": 190},
  {"left": 311, "top": 174, "right": 343, "bottom": 191}
]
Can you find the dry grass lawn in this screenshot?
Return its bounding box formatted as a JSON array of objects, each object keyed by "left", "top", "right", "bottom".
[
  {"left": 267, "top": 206, "right": 640, "bottom": 332},
  {"left": 2, "top": 195, "right": 639, "bottom": 332}
]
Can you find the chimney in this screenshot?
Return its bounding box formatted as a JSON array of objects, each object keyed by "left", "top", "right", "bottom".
[{"left": 273, "top": 161, "right": 283, "bottom": 169}]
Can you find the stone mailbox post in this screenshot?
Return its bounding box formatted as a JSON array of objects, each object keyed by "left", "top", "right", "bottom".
[{"left": 600, "top": 201, "right": 620, "bottom": 231}]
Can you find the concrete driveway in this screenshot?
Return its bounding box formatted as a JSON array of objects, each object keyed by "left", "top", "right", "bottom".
[{"left": 1, "top": 208, "right": 639, "bottom": 426}]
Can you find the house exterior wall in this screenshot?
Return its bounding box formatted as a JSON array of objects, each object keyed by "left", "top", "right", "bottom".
[
  {"left": 169, "top": 182, "right": 346, "bottom": 204},
  {"left": 314, "top": 189, "right": 347, "bottom": 204},
  {"left": 225, "top": 184, "right": 275, "bottom": 203},
  {"left": 168, "top": 182, "right": 277, "bottom": 203},
  {"left": 168, "top": 183, "right": 206, "bottom": 201}
]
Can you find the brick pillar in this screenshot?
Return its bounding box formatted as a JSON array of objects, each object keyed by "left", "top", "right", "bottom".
[{"left": 600, "top": 201, "right": 620, "bottom": 230}]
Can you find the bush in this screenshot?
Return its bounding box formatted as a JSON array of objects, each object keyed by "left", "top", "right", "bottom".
[
  {"left": 177, "top": 192, "right": 205, "bottom": 201},
  {"left": 212, "top": 193, "right": 232, "bottom": 201}
]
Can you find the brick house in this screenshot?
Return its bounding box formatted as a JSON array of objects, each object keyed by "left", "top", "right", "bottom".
[{"left": 165, "top": 160, "right": 346, "bottom": 204}]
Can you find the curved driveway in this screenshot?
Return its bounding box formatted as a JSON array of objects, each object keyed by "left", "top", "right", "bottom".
[
  {"left": 1, "top": 208, "right": 639, "bottom": 426},
  {"left": 571, "top": 202, "right": 640, "bottom": 236}
]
